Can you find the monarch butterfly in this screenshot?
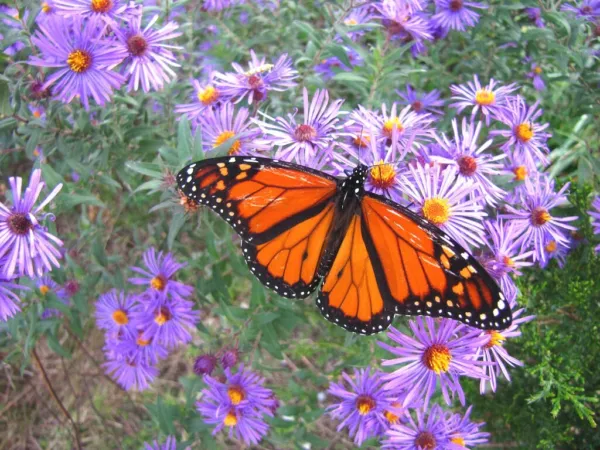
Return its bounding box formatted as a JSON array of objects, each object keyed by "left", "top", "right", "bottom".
[{"left": 177, "top": 156, "right": 512, "bottom": 335}]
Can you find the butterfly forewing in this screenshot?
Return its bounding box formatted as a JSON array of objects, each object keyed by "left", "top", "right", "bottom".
[{"left": 361, "top": 194, "right": 512, "bottom": 330}]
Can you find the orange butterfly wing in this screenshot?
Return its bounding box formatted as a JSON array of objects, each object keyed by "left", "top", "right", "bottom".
[
  {"left": 361, "top": 194, "right": 511, "bottom": 330},
  {"left": 178, "top": 157, "right": 338, "bottom": 298},
  {"left": 317, "top": 215, "right": 393, "bottom": 334}
]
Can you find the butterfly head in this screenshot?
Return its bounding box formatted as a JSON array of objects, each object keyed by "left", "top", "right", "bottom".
[{"left": 341, "top": 164, "right": 369, "bottom": 198}]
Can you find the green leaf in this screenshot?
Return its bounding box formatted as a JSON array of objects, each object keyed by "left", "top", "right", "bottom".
[
  {"left": 168, "top": 211, "right": 186, "bottom": 250},
  {"left": 332, "top": 72, "right": 369, "bottom": 83},
  {"left": 177, "top": 117, "right": 193, "bottom": 161},
  {"left": 0, "top": 79, "right": 11, "bottom": 115},
  {"left": 45, "top": 333, "right": 72, "bottom": 359},
  {"left": 125, "top": 161, "right": 163, "bottom": 178},
  {"left": 192, "top": 127, "right": 205, "bottom": 161}
]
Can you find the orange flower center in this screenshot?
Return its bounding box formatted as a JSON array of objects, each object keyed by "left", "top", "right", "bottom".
[
  {"left": 355, "top": 395, "right": 376, "bottom": 415},
  {"left": 503, "top": 255, "right": 515, "bottom": 267},
  {"left": 214, "top": 130, "right": 241, "bottom": 155},
  {"left": 228, "top": 385, "right": 245, "bottom": 405},
  {"left": 112, "top": 309, "right": 129, "bottom": 325},
  {"left": 513, "top": 165, "right": 528, "bottom": 181},
  {"left": 545, "top": 240, "right": 557, "bottom": 253},
  {"left": 415, "top": 431, "right": 437, "bottom": 449},
  {"left": 384, "top": 402, "right": 402, "bottom": 424},
  {"left": 369, "top": 161, "right": 396, "bottom": 189},
  {"left": 39, "top": 285, "right": 51, "bottom": 296},
  {"left": 531, "top": 206, "right": 551, "bottom": 226},
  {"left": 382, "top": 117, "right": 404, "bottom": 138},
  {"left": 33, "top": 110, "right": 42, "bottom": 118},
  {"left": 345, "top": 18, "right": 358, "bottom": 25},
  {"left": 91, "top": 0, "right": 113, "bottom": 13},
  {"left": 422, "top": 198, "right": 450, "bottom": 226},
  {"left": 475, "top": 89, "right": 495, "bottom": 105},
  {"left": 451, "top": 435, "right": 466, "bottom": 446},
  {"left": 534, "top": 66, "right": 542, "bottom": 75},
  {"left": 154, "top": 306, "right": 171, "bottom": 325},
  {"left": 42, "top": 2, "right": 52, "bottom": 13},
  {"left": 515, "top": 123, "right": 534, "bottom": 142},
  {"left": 352, "top": 133, "right": 370, "bottom": 148},
  {"left": 422, "top": 344, "right": 452, "bottom": 374},
  {"left": 484, "top": 330, "right": 506, "bottom": 349},
  {"left": 150, "top": 275, "right": 166, "bottom": 291},
  {"left": 294, "top": 124, "right": 317, "bottom": 142},
  {"left": 457, "top": 155, "right": 478, "bottom": 176},
  {"left": 224, "top": 410, "right": 238, "bottom": 426},
  {"left": 136, "top": 334, "right": 151, "bottom": 346},
  {"left": 198, "top": 86, "right": 220, "bottom": 105},
  {"left": 67, "top": 49, "right": 92, "bottom": 73}
]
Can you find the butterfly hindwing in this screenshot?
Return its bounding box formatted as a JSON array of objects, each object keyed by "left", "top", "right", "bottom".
[
  {"left": 177, "top": 156, "right": 338, "bottom": 243},
  {"left": 361, "top": 194, "right": 511, "bottom": 330},
  {"left": 317, "top": 215, "right": 394, "bottom": 335},
  {"left": 241, "top": 201, "right": 336, "bottom": 299}
]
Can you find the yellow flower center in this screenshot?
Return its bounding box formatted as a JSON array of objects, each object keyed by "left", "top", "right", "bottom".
[
  {"left": 154, "top": 306, "right": 171, "bottom": 325},
  {"left": 369, "top": 161, "right": 396, "bottom": 189},
  {"left": 67, "top": 49, "right": 92, "bottom": 73},
  {"left": 503, "top": 255, "right": 515, "bottom": 267},
  {"left": 345, "top": 18, "right": 358, "bottom": 26},
  {"left": 415, "top": 431, "right": 437, "bottom": 449},
  {"left": 42, "top": 2, "right": 52, "bottom": 13},
  {"left": 534, "top": 66, "right": 543, "bottom": 75},
  {"left": 214, "top": 130, "right": 241, "bottom": 155},
  {"left": 383, "top": 402, "right": 402, "bottom": 424},
  {"left": 352, "top": 133, "right": 370, "bottom": 148},
  {"left": 422, "top": 198, "right": 451, "bottom": 226},
  {"left": 150, "top": 275, "right": 166, "bottom": 291},
  {"left": 545, "top": 240, "right": 557, "bottom": 253},
  {"left": 136, "top": 334, "right": 151, "bottom": 346},
  {"left": 355, "top": 395, "right": 376, "bottom": 415},
  {"left": 39, "top": 285, "right": 50, "bottom": 296},
  {"left": 228, "top": 386, "right": 245, "bottom": 405},
  {"left": 422, "top": 343, "right": 452, "bottom": 374},
  {"left": 484, "top": 330, "right": 506, "bottom": 349},
  {"left": 224, "top": 410, "right": 238, "bottom": 426},
  {"left": 515, "top": 123, "right": 534, "bottom": 142},
  {"left": 513, "top": 165, "right": 528, "bottom": 181},
  {"left": 198, "top": 86, "right": 220, "bottom": 105},
  {"left": 531, "top": 206, "right": 551, "bottom": 226},
  {"left": 91, "top": 0, "right": 113, "bottom": 13},
  {"left": 475, "top": 89, "right": 495, "bottom": 106},
  {"left": 451, "top": 436, "right": 466, "bottom": 446},
  {"left": 383, "top": 117, "right": 404, "bottom": 138},
  {"left": 112, "top": 309, "right": 129, "bottom": 325}
]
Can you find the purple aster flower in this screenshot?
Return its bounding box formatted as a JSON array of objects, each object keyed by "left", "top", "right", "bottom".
[
  {"left": 399, "top": 164, "right": 487, "bottom": 248},
  {"left": 109, "top": 330, "right": 169, "bottom": 365},
  {"left": 503, "top": 149, "right": 540, "bottom": 184},
  {"left": 197, "top": 368, "right": 273, "bottom": 445},
  {"left": 477, "top": 308, "right": 535, "bottom": 393},
  {"left": 449, "top": 75, "right": 518, "bottom": 125},
  {"left": 0, "top": 168, "right": 63, "bottom": 279},
  {"left": 28, "top": 104, "right": 46, "bottom": 122},
  {"left": 526, "top": 62, "right": 546, "bottom": 91},
  {"left": 349, "top": 103, "right": 434, "bottom": 154},
  {"left": 53, "top": 0, "right": 136, "bottom": 23},
  {"left": 203, "top": 0, "right": 233, "bottom": 12},
  {"left": 525, "top": 7, "right": 545, "bottom": 28},
  {"left": 0, "top": 276, "right": 28, "bottom": 322},
  {"left": 114, "top": 14, "right": 181, "bottom": 92},
  {"left": 199, "top": 103, "right": 260, "bottom": 156},
  {"left": 479, "top": 220, "right": 533, "bottom": 304},
  {"left": 561, "top": 1, "right": 600, "bottom": 20},
  {"left": 104, "top": 353, "right": 158, "bottom": 391},
  {"left": 396, "top": 85, "right": 445, "bottom": 117},
  {"left": 255, "top": 88, "right": 344, "bottom": 165},
  {"left": 432, "top": 119, "right": 506, "bottom": 205},
  {"left": 29, "top": 16, "right": 126, "bottom": 110},
  {"left": 314, "top": 47, "right": 364, "bottom": 80},
  {"left": 37, "top": 0, "right": 57, "bottom": 23},
  {"left": 379, "top": 318, "right": 489, "bottom": 408},
  {"left": 589, "top": 196, "right": 600, "bottom": 253},
  {"left": 220, "top": 347, "right": 240, "bottom": 369},
  {"left": 376, "top": 2, "right": 432, "bottom": 56},
  {"left": 539, "top": 234, "right": 571, "bottom": 268},
  {"left": 445, "top": 406, "right": 490, "bottom": 447},
  {"left": 490, "top": 96, "right": 551, "bottom": 167},
  {"left": 129, "top": 247, "right": 193, "bottom": 299},
  {"left": 382, "top": 404, "right": 458, "bottom": 450},
  {"left": 432, "top": 0, "right": 488, "bottom": 32},
  {"left": 95, "top": 289, "right": 138, "bottom": 338},
  {"left": 143, "top": 436, "right": 186, "bottom": 450},
  {"left": 214, "top": 50, "right": 298, "bottom": 104},
  {"left": 36, "top": 275, "right": 70, "bottom": 319},
  {"left": 327, "top": 367, "right": 406, "bottom": 446},
  {"left": 342, "top": 6, "right": 374, "bottom": 40},
  {"left": 194, "top": 354, "right": 218, "bottom": 375},
  {"left": 175, "top": 76, "right": 224, "bottom": 124},
  {"left": 502, "top": 175, "right": 578, "bottom": 263},
  {"left": 134, "top": 294, "right": 199, "bottom": 348}
]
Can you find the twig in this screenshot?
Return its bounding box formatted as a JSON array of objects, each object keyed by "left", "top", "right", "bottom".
[{"left": 31, "top": 348, "right": 82, "bottom": 450}]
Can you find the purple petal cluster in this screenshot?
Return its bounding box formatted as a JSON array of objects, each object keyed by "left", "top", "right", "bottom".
[{"left": 589, "top": 196, "right": 600, "bottom": 253}]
